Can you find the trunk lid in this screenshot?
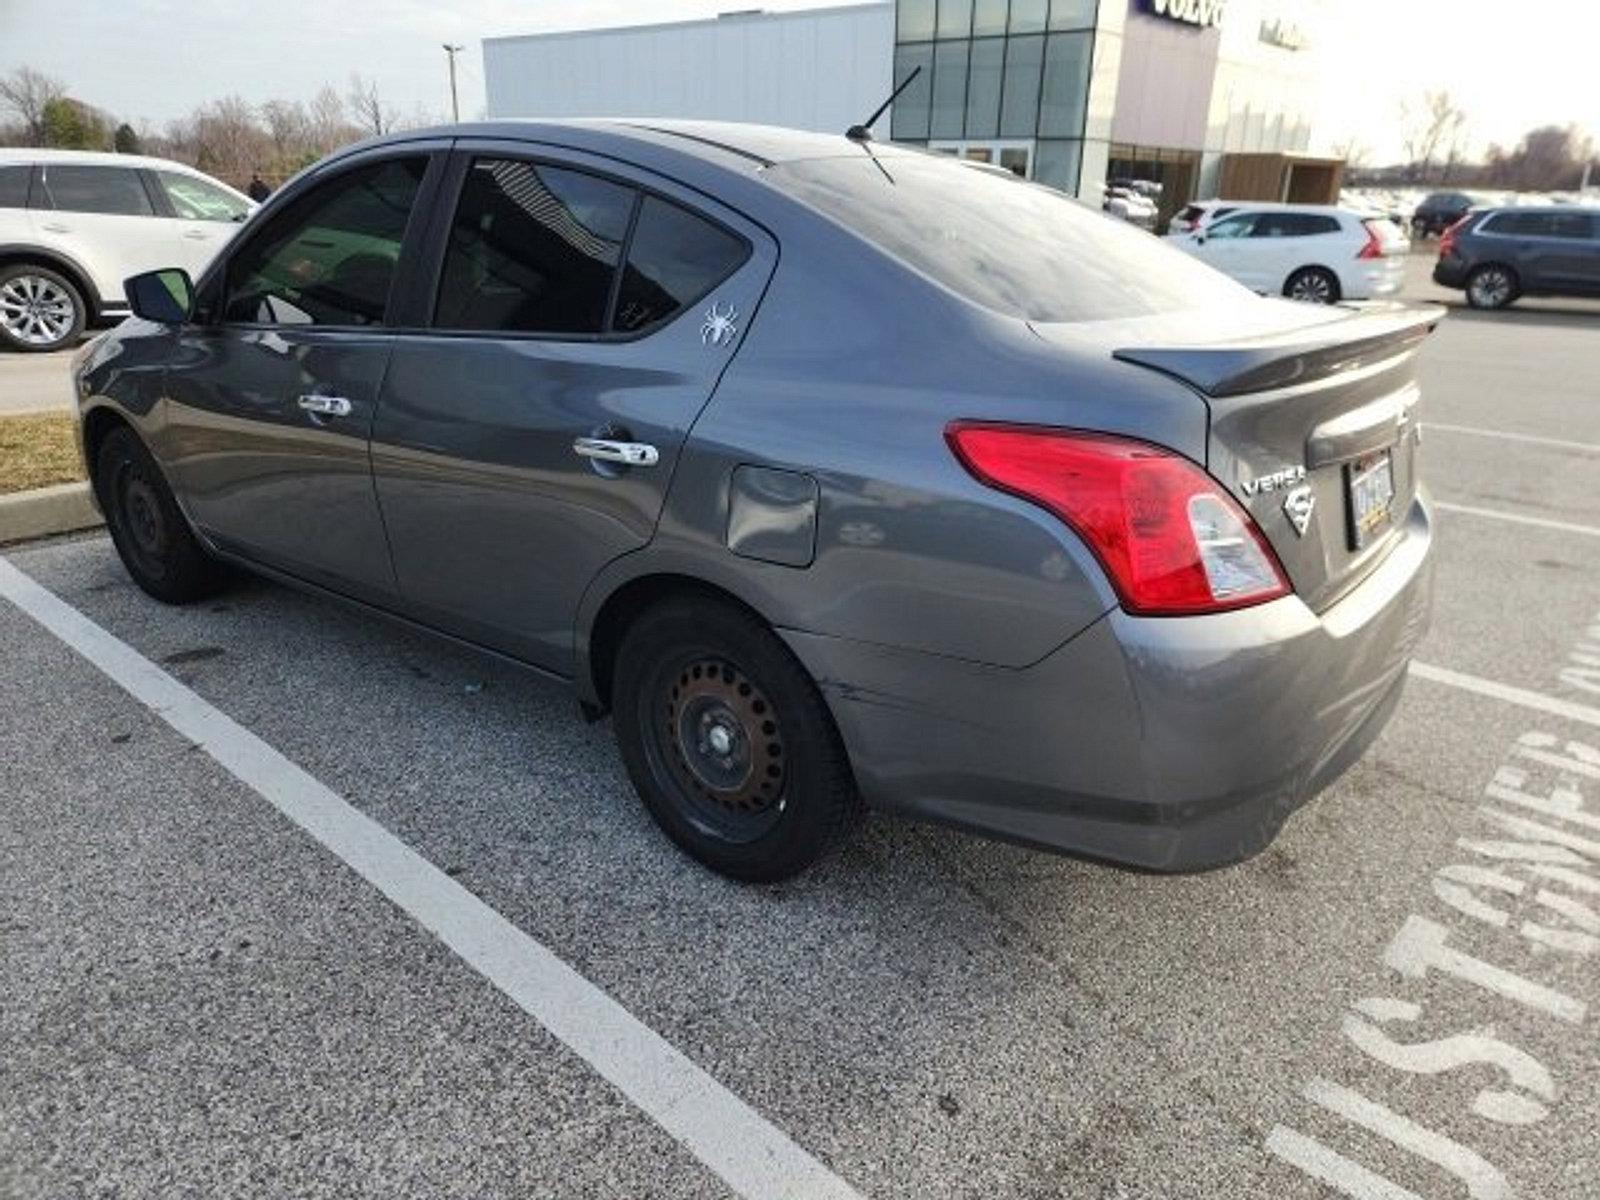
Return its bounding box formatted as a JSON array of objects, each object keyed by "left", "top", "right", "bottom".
[{"left": 1035, "top": 300, "right": 1442, "bottom": 612}]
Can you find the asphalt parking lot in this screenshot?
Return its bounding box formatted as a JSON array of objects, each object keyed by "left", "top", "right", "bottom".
[{"left": 3, "top": 269, "right": 1598, "bottom": 1198}]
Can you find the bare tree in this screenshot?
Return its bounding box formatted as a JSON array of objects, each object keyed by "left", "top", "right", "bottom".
[
  {"left": 0, "top": 66, "right": 66, "bottom": 142},
  {"left": 346, "top": 73, "right": 396, "bottom": 138},
  {"left": 1331, "top": 136, "right": 1372, "bottom": 170},
  {"left": 1399, "top": 90, "right": 1468, "bottom": 183}
]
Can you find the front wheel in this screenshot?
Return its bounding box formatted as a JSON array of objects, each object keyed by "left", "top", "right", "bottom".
[
  {"left": 95, "top": 426, "right": 228, "bottom": 604},
  {"left": 1466, "top": 264, "right": 1518, "bottom": 310},
  {"left": 0, "top": 263, "right": 86, "bottom": 352},
  {"left": 612, "top": 596, "right": 860, "bottom": 883},
  {"left": 1284, "top": 267, "right": 1339, "bottom": 304}
]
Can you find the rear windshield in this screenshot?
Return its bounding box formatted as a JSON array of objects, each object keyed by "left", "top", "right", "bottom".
[{"left": 762, "top": 154, "right": 1249, "bottom": 323}]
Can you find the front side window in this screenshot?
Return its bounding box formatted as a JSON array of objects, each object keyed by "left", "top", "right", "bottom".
[
  {"left": 613, "top": 196, "right": 749, "bottom": 334},
  {"left": 38, "top": 165, "right": 153, "bottom": 216},
  {"left": 222, "top": 156, "right": 425, "bottom": 326},
  {"left": 1206, "top": 213, "right": 1258, "bottom": 240},
  {"left": 434, "top": 159, "right": 634, "bottom": 336},
  {"left": 157, "top": 171, "right": 250, "bottom": 222}
]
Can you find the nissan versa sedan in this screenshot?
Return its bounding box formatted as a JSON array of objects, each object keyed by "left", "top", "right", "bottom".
[{"left": 74, "top": 121, "right": 1438, "bottom": 882}]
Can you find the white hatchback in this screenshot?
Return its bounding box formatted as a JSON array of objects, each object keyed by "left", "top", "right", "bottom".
[
  {"left": 0, "top": 149, "right": 253, "bottom": 351},
  {"left": 1167, "top": 203, "right": 1410, "bottom": 303}
]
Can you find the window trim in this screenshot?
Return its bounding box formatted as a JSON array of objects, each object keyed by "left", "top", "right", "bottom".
[
  {"left": 411, "top": 146, "right": 754, "bottom": 346},
  {"left": 206, "top": 147, "right": 447, "bottom": 333}
]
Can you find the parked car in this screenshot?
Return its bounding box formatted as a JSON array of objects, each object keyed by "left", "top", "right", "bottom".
[
  {"left": 1410, "top": 190, "right": 1474, "bottom": 238},
  {"left": 0, "top": 148, "right": 252, "bottom": 352},
  {"left": 1103, "top": 185, "right": 1157, "bottom": 229},
  {"left": 1432, "top": 205, "right": 1600, "bottom": 309},
  {"left": 76, "top": 121, "right": 1437, "bottom": 882},
  {"left": 1169, "top": 203, "right": 1410, "bottom": 302},
  {"left": 1169, "top": 200, "right": 1242, "bottom": 233}
]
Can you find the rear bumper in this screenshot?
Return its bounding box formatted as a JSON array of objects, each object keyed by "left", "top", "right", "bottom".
[
  {"left": 785, "top": 494, "right": 1434, "bottom": 872},
  {"left": 1432, "top": 257, "right": 1469, "bottom": 289}
]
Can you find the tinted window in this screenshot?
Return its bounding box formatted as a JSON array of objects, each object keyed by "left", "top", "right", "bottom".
[
  {"left": 223, "top": 156, "right": 425, "bottom": 326},
  {"left": 435, "top": 159, "right": 634, "bottom": 336},
  {"left": 157, "top": 171, "right": 250, "bottom": 222},
  {"left": 613, "top": 196, "right": 748, "bottom": 334},
  {"left": 1484, "top": 210, "right": 1594, "bottom": 238},
  {"left": 766, "top": 155, "right": 1250, "bottom": 323},
  {"left": 0, "top": 165, "right": 29, "bottom": 209},
  {"left": 1254, "top": 213, "right": 1340, "bottom": 237},
  {"left": 1205, "top": 213, "right": 1258, "bottom": 239},
  {"left": 38, "top": 165, "right": 153, "bottom": 216}
]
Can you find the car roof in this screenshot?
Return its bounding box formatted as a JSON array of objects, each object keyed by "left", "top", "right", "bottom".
[
  {"left": 355, "top": 118, "right": 923, "bottom": 171},
  {"left": 0, "top": 146, "right": 222, "bottom": 176}
]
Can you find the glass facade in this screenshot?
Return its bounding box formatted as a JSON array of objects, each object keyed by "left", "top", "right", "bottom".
[{"left": 890, "top": 0, "right": 1097, "bottom": 193}]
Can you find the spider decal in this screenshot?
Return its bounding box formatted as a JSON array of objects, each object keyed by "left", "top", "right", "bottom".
[{"left": 701, "top": 301, "right": 739, "bottom": 348}]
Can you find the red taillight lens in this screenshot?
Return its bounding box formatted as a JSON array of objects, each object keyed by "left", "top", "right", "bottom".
[
  {"left": 945, "top": 424, "right": 1291, "bottom": 616},
  {"left": 1356, "top": 220, "right": 1385, "bottom": 259},
  {"left": 1438, "top": 215, "right": 1469, "bottom": 258}
]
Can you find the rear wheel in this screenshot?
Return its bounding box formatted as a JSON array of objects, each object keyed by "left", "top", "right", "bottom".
[
  {"left": 1284, "top": 267, "right": 1339, "bottom": 304},
  {"left": 1466, "top": 264, "right": 1518, "bottom": 310},
  {"left": 0, "top": 263, "right": 86, "bottom": 352},
  {"left": 612, "top": 596, "right": 860, "bottom": 883},
  {"left": 95, "top": 426, "right": 227, "bottom": 604}
]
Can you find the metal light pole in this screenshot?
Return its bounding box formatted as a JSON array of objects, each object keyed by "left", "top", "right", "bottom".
[{"left": 443, "top": 44, "right": 464, "bottom": 122}]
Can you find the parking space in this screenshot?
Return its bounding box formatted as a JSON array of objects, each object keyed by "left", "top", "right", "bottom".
[
  {"left": 0, "top": 346, "right": 77, "bottom": 416},
  {"left": 3, "top": 301, "right": 1598, "bottom": 1198}
]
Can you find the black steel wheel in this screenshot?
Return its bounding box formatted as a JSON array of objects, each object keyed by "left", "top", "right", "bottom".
[
  {"left": 612, "top": 596, "right": 859, "bottom": 882},
  {"left": 95, "top": 426, "right": 227, "bottom": 604}
]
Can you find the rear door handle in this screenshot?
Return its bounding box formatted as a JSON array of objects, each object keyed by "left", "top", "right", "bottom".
[
  {"left": 572, "top": 437, "right": 659, "bottom": 467},
  {"left": 41, "top": 222, "right": 71, "bottom": 233},
  {"left": 183, "top": 229, "right": 211, "bottom": 240},
  {"left": 297, "top": 394, "right": 353, "bottom": 418}
]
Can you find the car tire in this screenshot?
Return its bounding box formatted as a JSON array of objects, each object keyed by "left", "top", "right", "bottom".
[
  {"left": 612, "top": 595, "right": 861, "bottom": 883},
  {"left": 1284, "top": 267, "right": 1340, "bottom": 305},
  {"left": 95, "top": 426, "right": 228, "bottom": 604},
  {"left": 1465, "top": 264, "right": 1518, "bottom": 310},
  {"left": 0, "top": 262, "right": 87, "bottom": 353}
]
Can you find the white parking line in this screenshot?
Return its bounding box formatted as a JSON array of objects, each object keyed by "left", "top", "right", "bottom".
[
  {"left": 0, "top": 556, "right": 864, "bottom": 1200},
  {"left": 1433, "top": 502, "right": 1600, "bottom": 539},
  {"left": 1409, "top": 661, "right": 1600, "bottom": 730},
  {"left": 1426, "top": 423, "right": 1600, "bottom": 455}
]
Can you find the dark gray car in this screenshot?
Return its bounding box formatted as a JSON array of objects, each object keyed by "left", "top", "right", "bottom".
[
  {"left": 75, "top": 121, "right": 1437, "bottom": 882},
  {"left": 1432, "top": 205, "right": 1600, "bottom": 309}
]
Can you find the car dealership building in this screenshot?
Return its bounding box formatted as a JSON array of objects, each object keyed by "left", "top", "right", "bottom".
[{"left": 483, "top": 0, "right": 1334, "bottom": 224}]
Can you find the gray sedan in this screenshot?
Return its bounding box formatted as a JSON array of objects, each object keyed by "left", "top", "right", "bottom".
[{"left": 75, "top": 121, "right": 1437, "bottom": 882}]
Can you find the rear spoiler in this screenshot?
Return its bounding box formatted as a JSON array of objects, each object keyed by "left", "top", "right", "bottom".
[{"left": 1113, "top": 305, "right": 1444, "bottom": 398}]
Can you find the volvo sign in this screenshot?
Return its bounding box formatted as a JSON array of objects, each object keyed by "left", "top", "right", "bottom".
[{"left": 1146, "top": 0, "right": 1226, "bottom": 28}]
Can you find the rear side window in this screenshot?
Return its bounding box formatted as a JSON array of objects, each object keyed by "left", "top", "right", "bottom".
[
  {"left": 765, "top": 154, "right": 1246, "bottom": 322},
  {"left": 38, "top": 165, "right": 153, "bottom": 216},
  {"left": 223, "top": 156, "right": 426, "bottom": 326},
  {"left": 0, "top": 165, "right": 30, "bottom": 208},
  {"left": 435, "top": 159, "right": 634, "bottom": 336},
  {"left": 613, "top": 196, "right": 748, "bottom": 334},
  {"left": 1205, "top": 212, "right": 1258, "bottom": 239}
]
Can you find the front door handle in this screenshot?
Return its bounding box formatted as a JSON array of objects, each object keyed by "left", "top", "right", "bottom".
[
  {"left": 297, "top": 394, "right": 353, "bottom": 418},
  {"left": 572, "top": 437, "right": 659, "bottom": 467},
  {"left": 41, "top": 222, "right": 71, "bottom": 234},
  {"left": 183, "top": 229, "right": 211, "bottom": 240}
]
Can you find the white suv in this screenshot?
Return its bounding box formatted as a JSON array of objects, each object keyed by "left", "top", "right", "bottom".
[
  {"left": 1167, "top": 203, "right": 1410, "bottom": 303},
  {"left": 0, "top": 149, "right": 253, "bottom": 352}
]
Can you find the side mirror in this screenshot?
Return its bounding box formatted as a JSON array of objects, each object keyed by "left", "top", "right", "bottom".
[{"left": 125, "top": 268, "right": 194, "bottom": 324}]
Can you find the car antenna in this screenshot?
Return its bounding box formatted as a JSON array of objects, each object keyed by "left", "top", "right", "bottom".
[{"left": 846, "top": 66, "right": 921, "bottom": 142}]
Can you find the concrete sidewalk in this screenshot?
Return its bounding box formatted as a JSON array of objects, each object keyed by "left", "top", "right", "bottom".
[{"left": 0, "top": 349, "right": 76, "bottom": 415}]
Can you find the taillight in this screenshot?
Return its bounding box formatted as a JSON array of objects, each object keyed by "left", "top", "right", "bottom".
[
  {"left": 945, "top": 423, "right": 1290, "bottom": 616},
  {"left": 1438, "top": 215, "right": 1469, "bottom": 258},
  {"left": 1356, "top": 220, "right": 1385, "bottom": 259}
]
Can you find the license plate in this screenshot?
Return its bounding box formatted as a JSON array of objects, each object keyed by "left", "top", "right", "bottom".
[{"left": 1347, "top": 451, "right": 1396, "bottom": 549}]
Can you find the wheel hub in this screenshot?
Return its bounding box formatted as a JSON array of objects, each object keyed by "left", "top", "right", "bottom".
[
  {"left": 665, "top": 657, "right": 785, "bottom": 817},
  {"left": 0, "top": 275, "right": 74, "bottom": 346}
]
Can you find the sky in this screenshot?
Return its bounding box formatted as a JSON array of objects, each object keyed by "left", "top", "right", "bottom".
[{"left": 0, "top": 0, "right": 1596, "bottom": 163}]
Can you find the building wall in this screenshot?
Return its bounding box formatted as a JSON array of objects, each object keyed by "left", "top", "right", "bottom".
[{"left": 483, "top": 4, "right": 895, "bottom": 135}]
